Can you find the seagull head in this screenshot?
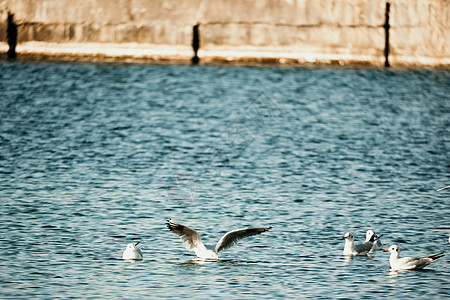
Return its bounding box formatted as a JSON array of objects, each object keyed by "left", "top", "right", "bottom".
[
  {"left": 126, "top": 243, "right": 137, "bottom": 251},
  {"left": 384, "top": 245, "right": 399, "bottom": 253},
  {"left": 366, "top": 230, "right": 377, "bottom": 242},
  {"left": 341, "top": 232, "right": 353, "bottom": 241}
]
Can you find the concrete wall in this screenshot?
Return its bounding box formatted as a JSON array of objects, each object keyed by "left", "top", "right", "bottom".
[
  {"left": 390, "top": 0, "right": 450, "bottom": 65},
  {"left": 0, "top": 0, "right": 449, "bottom": 66}
]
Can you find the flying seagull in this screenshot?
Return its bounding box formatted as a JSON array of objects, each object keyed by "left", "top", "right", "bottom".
[
  {"left": 166, "top": 219, "right": 271, "bottom": 260},
  {"left": 384, "top": 245, "right": 444, "bottom": 270}
]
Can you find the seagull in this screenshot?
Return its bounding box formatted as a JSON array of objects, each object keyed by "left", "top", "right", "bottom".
[
  {"left": 384, "top": 245, "right": 444, "bottom": 270},
  {"left": 122, "top": 242, "right": 143, "bottom": 260},
  {"left": 166, "top": 219, "right": 271, "bottom": 260},
  {"left": 365, "top": 230, "right": 383, "bottom": 251},
  {"left": 341, "top": 232, "right": 373, "bottom": 256}
]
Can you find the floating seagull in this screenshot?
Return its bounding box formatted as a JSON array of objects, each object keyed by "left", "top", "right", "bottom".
[
  {"left": 341, "top": 232, "right": 373, "bottom": 256},
  {"left": 166, "top": 219, "right": 271, "bottom": 260},
  {"left": 384, "top": 245, "right": 444, "bottom": 270},
  {"left": 365, "top": 230, "right": 383, "bottom": 251},
  {"left": 122, "top": 242, "right": 143, "bottom": 260}
]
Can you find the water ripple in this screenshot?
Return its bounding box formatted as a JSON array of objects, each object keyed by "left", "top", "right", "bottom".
[{"left": 0, "top": 62, "right": 449, "bottom": 299}]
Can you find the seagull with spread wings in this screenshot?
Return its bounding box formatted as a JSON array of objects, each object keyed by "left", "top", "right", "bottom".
[{"left": 166, "top": 219, "right": 272, "bottom": 260}]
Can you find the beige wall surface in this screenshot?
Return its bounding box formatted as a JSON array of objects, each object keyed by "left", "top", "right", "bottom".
[{"left": 0, "top": 0, "right": 448, "bottom": 66}]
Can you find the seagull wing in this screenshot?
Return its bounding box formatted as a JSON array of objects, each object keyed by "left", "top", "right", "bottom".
[
  {"left": 356, "top": 242, "right": 373, "bottom": 254},
  {"left": 427, "top": 252, "right": 445, "bottom": 261},
  {"left": 402, "top": 253, "right": 444, "bottom": 269},
  {"left": 167, "top": 219, "right": 206, "bottom": 251},
  {"left": 136, "top": 248, "right": 143, "bottom": 258},
  {"left": 215, "top": 226, "right": 271, "bottom": 253},
  {"left": 398, "top": 256, "right": 426, "bottom": 269}
]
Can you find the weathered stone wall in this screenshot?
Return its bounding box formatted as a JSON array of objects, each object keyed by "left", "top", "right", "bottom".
[
  {"left": 0, "top": 0, "right": 199, "bottom": 44},
  {"left": 390, "top": 0, "right": 450, "bottom": 64},
  {"left": 0, "top": 0, "right": 448, "bottom": 66}
]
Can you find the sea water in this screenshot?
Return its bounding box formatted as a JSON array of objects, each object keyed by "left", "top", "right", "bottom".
[{"left": 0, "top": 61, "right": 449, "bottom": 299}]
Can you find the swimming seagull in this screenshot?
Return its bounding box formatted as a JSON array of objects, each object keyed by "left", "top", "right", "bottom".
[
  {"left": 166, "top": 219, "right": 272, "bottom": 260},
  {"left": 365, "top": 230, "right": 383, "bottom": 251},
  {"left": 384, "top": 245, "right": 444, "bottom": 270},
  {"left": 341, "top": 232, "right": 373, "bottom": 256},
  {"left": 122, "top": 242, "right": 143, "bottom": 260}
]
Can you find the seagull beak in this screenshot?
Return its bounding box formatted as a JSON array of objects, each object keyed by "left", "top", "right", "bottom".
[
  {"left": 384, "top": 249, "right": 390, "bottom": 252},
  {"left": 340, "top": 237, "right": 346, "bottom": 240}
]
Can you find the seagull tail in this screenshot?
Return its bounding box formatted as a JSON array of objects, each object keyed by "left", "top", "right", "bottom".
[{"left": 428, "top": 252, "right": 444, "bottom": 261}]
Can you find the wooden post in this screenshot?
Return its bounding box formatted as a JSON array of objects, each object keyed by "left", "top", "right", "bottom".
[
  {"left": 192, "top": 23, "right": 200, "bottom": 64},
  {"left": 384, "top": 2, "right": 390, "bottom": 67},
  {"left": 7, "top": 12, "right": 18, "bottom": 59}
]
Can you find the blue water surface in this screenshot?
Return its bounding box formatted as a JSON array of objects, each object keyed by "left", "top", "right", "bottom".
[{"left": 0, "top": 61, "right": 449, "bottom": 299}]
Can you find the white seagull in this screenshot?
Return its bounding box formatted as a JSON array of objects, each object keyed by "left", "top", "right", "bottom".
[
  {"left": 384, "top": 245, "right": 444, "bottom": 270},
  {"left": 166, "top": 219, "right": 271, "bottom": 260},
  {"left": 365, "top": 230, "right": 383, "bottom": 251},
  {"left": 341, "top": 232, "right": 373, "bottom": 256},
  {"left": 122, "top": 242, "right": 143, "bottom": 260}
]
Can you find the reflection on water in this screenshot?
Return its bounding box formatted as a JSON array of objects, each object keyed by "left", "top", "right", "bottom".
[
  {"left": 341, "top": 253, "right": 376, "bottom": 265},
  {"left": 0, "top": 62, "right": 449, "bottom": 299},
  {"left": 176, "top": 258, "right": 264, "bottom": 268},
  {"left": 388, "top": 268, "right": 440, "bottom": 277},
  {"left": 176, "top": 259, "right": 211, "bottom": 270}
]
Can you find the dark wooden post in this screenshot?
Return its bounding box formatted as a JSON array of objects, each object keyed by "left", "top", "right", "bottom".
[
  {"left": 7, "top": 12, "right": 18, "bottom": 59},
  {"left": 384, "top": 2, "right": 391, "bottom": 67},
  {"left": 192, "top": 23, "right": 200, "bottom": 64}
]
